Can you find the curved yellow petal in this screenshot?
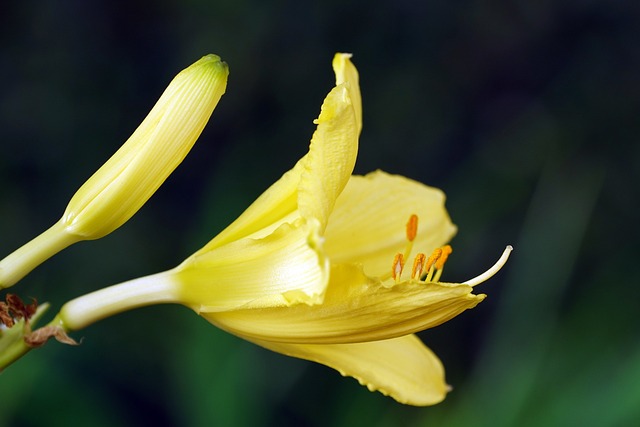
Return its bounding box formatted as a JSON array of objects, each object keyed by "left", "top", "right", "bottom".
[
  {"left": 298, "top": 84, "right": 358, "bottom": 231},
  {"left": 201, "top": 78, "right": 358, "bottom": 250},
  {"left": 332, "top": 53, "right": 362, "bottom": 134},
  {"left": 250, "top": 334, "right": 448, "bottom": 406},
  {"left": 205, "top": 263, "right": 484, "bottom": 344},
  {"left": 324, "top": 171, "right": 457, "bottom": 277},
  {"left": 175, "top": 219, "right": 328, "bottom": 311},
  {"left": 198, "top": 161, "right": 303, "bottom": 252}
]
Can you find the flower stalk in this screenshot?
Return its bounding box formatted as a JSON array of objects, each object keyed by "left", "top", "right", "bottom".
[
  {"left": 59, "top": 273, "right": 179, "bottom": 331},
  {"left": 0, "top": 302, "right": 51, "bottom": 371}
]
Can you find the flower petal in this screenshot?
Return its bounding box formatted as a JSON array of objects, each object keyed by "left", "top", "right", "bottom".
[
  {"left": 200, "top": 77, "right": 358, "bottom": 251},
  {"left": 298, "top": 84, "right": 358, "bottom": 231},
  {"left": 175, "top": 219, "right": 328, "bottom": 310},
  {"left": 249, "top": 334, "right": 448, "bottom": 406},
  {"left": 332, "top": 53, "right": 362, "bottom": 134},
  {"left": 205, "top": 263, "right": 484, "bottom": 343},
  {"left": 324, "top": 171, "right": 457, "bottom": 277},
  {"left": 199, "top": 161, "right": 304, "bottom": 251}
]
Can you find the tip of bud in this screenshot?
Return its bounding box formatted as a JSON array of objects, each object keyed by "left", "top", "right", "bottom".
[
  {"left": 200, "top": 54, "right": 229, "bottom": 72},
  {"left": 202, "top": 53, "right": 222, "bottom": 62},
  {"left": 190, "top": 54, "right": 229, "bottom": 81}
]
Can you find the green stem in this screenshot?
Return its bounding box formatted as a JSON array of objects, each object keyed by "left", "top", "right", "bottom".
[
  {"left": 0, "top": 272, "right": 179, "bottom": 371},
  {"left": 0, "top": 221, "right": 80, "bottom": 289},
  {"left": 0, "top": 332, "right": 32, "bottom": 372},
  {"left": 0, "top": 313, "right": 72, "bottom": 372},
  {"left": 0, "top": 303, "right": 54, "bottom": 372}
]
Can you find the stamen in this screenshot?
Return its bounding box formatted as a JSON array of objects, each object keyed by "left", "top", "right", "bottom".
[
  {"left": 462, "top": 245, "right": 513, "bottom": 286},
  {"left": 411, "top": 253, "right": 426, "bottom": 279},
  {"left": 423, "top": 248, "right": 442, "bottom": 282},
  {"left": 406, "top": 214, "right": 418, "bottom": 242},
  {"left": 435, "top": 245, "right": 452, "bottom": 270},
  {"left": 433, "top": 245, "right": 453, "bottom": 282},
  {"left": 391, "top": 253, "right": 405, "bottom": 283},
  {"left": 401, "top": 214, "right": 419, "bottom": 266},
  {"left": 424, "top": 248, "right": 442, "bottom": 272},
  {"left": 380, "top": 216, "right": 420, "bottom": 283}
]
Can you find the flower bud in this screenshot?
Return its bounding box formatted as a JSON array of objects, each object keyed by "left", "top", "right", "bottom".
[
  {"left": 63, "top": 54, "right": 228, "bottom": 238},
  {"left": 0, "top": 55, "right": 228, "bottom": 288}
]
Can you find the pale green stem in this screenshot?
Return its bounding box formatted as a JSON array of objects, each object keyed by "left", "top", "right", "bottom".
[
  {"left": 0, "top": 313, "right": 74, "bottom": 372},
  {"left": 0, "top": 303, "right": 53, "bottom": 371},
  {"left": 0, "top": 221, "right": 80, "bottom": 289},
  {"left": 59, "top": 271, "right": 180, "bottom": 330},
  {"left": 0, "top": 330, "right": 33, "bottom": 372},
  {"left": 0, "top": 273, "right": 180, "bottom": 371}
]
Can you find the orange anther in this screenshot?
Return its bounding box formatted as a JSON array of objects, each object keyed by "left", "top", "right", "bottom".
[
  {"left": 392, "top": 253, "right": 405, "bottom": 282},
  {"left": 435, "top": 245, "right": 453, "bottom": 270},
  {"left": 411, "top": 253, "right": 426, "bottom": 279},
  {"left": 424, "top": 247, "right": 443, "bottom": 272},
  {"left": 406, "top": 214, "right": 418, "bottom": 242}
]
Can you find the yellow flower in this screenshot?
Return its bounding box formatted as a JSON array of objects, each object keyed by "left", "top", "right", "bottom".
[
  {"left": 59, "top": 53, "right": 511, "bottom": 406},
  {"left": 0, "top": 55, "right": 228, "bottom": 289}
]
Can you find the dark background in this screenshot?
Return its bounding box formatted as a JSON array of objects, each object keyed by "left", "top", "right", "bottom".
[{"left": 1, "top": 1, "right": 639, "bottom": 426}]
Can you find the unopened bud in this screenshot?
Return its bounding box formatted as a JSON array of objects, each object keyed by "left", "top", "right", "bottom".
[
  {"left": 0, "top": 55, "right": 228, "bottom": 288},
  {"left": 63, "top": 54, "right": 228, "bottom": 238}
]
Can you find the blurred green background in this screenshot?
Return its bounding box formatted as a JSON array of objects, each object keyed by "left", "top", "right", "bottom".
[{"left": 1, "top": 1, "right": 638, "bottom": 426}]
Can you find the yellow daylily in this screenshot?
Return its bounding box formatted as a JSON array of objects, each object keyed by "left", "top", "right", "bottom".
[
  {"left": 58, "top": 53, "right": 511, "bottom": 406},
  {"left": 0, "top": 55, "right": 229, "bottom": 289}
]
